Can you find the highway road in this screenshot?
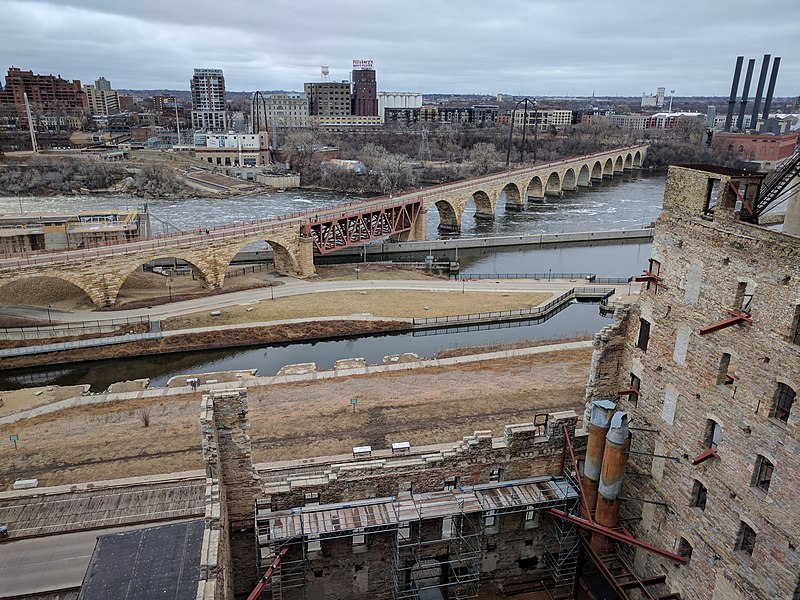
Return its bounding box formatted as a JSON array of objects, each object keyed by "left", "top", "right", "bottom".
[{"left": 0, "top": 521, "right": 194, "bottom": 598}]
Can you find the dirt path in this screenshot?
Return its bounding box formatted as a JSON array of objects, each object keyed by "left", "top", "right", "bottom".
[{"left": 0, "top": 347, "right": 591, "bottom": 487}]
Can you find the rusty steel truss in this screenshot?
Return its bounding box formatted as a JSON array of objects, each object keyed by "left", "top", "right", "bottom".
[{"left": 302, "top": 198, "right": 423, "bottom": 254}]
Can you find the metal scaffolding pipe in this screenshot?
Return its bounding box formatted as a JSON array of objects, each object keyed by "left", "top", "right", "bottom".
[
  {"left": 583, "top": 399, "right": 616, "bottom": 515},
  {"left": 724, "top": 56, "right": 744, "bottom": 132},
  {"left": 762, "top": 57, "right": 781, "bottom": 121},
  {"left": 591, "top": 411, "right": 631, "bottom": 554},
  {"left": 736, "top": 59, "right": 756, "bottom": 132},
  {"left": 749, "top": 54, "right": 771, "bottom": 132}
]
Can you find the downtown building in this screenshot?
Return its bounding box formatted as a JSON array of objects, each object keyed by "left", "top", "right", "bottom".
[
  {"left": 84, "top": 77, "right": 119, "bottom": 116},
  {"left": 351, "top": 61, "right": 378, "bottom": 116},
  {"left": 191, "top": 68, "right": 227, "bottom": 132}
]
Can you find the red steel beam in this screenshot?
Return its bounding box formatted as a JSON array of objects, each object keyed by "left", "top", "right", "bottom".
[
  {"left": 546, "top": 508, "right": 687, "bottom": 564},
  {"left": 247, "top": 545, "right": 289, "bottom": 600},
  {"left": 309, "top": 201, "right": 421, "bottom": 253},
  {"left": 699, "top": 311, "right": 752, "bottom": 336}
]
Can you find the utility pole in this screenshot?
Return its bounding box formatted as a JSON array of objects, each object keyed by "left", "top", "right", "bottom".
[{"left": 175, "top": 102, "right": 181, "bottom": 145}]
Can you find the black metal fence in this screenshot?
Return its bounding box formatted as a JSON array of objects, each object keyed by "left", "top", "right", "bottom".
[
  {"left": 0, "top": 315, "right": 150, "bottom": 339},
  {"left": 459, "top": 272, "right": 635, "bottom": 284},
  {"left": 412, "top": 286, "right": 616, "bottom": 327}
]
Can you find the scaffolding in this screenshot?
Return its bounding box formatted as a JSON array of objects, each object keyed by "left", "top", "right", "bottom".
[{"left": 253, "top": 475, "right": 580, "bottom": 600}]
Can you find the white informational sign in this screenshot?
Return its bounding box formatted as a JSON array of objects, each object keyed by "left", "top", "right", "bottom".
[{"left": 352, "top": 59, "right": 374, "bottom": 69}]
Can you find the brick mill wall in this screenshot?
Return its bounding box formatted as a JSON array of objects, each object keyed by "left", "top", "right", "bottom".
[{"left": 584, "top": 165, "right": 800, "bottom": 600}]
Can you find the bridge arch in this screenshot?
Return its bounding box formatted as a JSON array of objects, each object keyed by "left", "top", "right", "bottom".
[
  {"left": 527, "top": 176, "right": 544, "bottom": 200},
  {"left": 471, "top": 190, "right": 494, "bottom": 221},
  {"left": 265, "top": 239, "right": 299, "bottom": 276},
  {"left": 435, "top": 199, "right": 460, "bottom": 232},
  {"left": 633, "top": 150, "right": 643, "bottom": 168},
  {"left": 578, "top": 165, "right": 591, "bottom": 187},
  {"left": 116, "top": 255, "right": 213, "bottom": 306},
  {"left": 614, "top": 156, "right": 624, "bottom": 173},
  {"left": 562, "top": 168, "right": 577, "bottom": 191},
  {"left": 591, "top": 161, "right": 603, "bottom": 181},
  {"left": 545, "top": 172, "right": 562, "bottom": 196},
  {"left": 0, "top": 274, "right": 95, "bottom": 308},
  {"left": 501, "top": 183, "right": 523, "bottom": 210},
  {"left": 603, "top": 158, "right": 614, "bottom": 178},
  {"left": 624, "top": 153, "right": 633, "bottom": 171}
]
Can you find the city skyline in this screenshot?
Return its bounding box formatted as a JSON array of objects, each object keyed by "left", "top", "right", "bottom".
[{"left": 1, "top": 0, "right": 798, "bottom": 97}]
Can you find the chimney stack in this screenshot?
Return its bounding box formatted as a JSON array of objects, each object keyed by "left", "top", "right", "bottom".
[
  {"left": 736, "top": 59, "right": 756, "bottom": 132},
  {"left": 762, "top": 57, "right": 781, "bottom": 121},
  {"left": 724, "top": 56, "right": 744, "bottom": 132},
  {"left": 749, "top": 54, "right": 771, "bottom": 132}
]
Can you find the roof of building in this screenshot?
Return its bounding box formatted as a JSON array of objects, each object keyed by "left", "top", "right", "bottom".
[{"left": 77, "top": 520, "right": 204, "bottom": 600}]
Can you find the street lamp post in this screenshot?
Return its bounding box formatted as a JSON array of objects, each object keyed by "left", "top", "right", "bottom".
[
  {"left": 47, "top": 304, "right": 52, "bottom": 323},
  {"left": 505, "top": 97, "right": 537, "bottom": 169}
]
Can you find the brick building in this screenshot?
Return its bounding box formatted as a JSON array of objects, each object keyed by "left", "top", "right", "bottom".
[
  {"left": 583, "top": 164, "right": 800, "bottom": 599},
  {"left": 304, "top": 81, "right": 351, "bottom": 116},
  {"left": 351, "top": 66, "right": 378, "bottom": 116},
  {"left": 0, "top": 67, "right": 87, "bottom": 130},
  {"left": 712, "top": 131, "right": 799, "bottom": 166}
]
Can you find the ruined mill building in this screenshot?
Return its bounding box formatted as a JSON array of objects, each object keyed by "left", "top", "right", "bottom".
[{"left": 192, "top": 162, "right": 799, "bottom": 599}]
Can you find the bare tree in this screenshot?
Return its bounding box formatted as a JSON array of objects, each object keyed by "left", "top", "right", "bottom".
[{"left": 467, "top": 142, "right": 504, "bottom": 176}]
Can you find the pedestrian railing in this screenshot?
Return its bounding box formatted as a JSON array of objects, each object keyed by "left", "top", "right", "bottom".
[
  {"left": 411, "top": 286, "right": 616, "bottom": 327},
  {"left": 0, "top": 315, "right": 150, "bottom": 341},
  {"left": 459, "top": 273, "right": 635, "bottom": 284}
]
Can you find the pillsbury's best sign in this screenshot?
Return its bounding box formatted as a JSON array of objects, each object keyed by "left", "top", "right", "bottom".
[{"left": 352, "top": 59, "right": 374, "bottom": 69}]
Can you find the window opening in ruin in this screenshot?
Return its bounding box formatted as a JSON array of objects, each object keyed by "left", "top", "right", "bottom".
[
  {"left": 792, "top": 306, "right": 800, "bottom": 346},
  {"left": 304, "top": 492, "right": 319, "bottom": 507},
  {"left": 489, "top": 467, "right": 505, "bottom": 482},
  {"left": 398, "top": 523, "right": 410, "bottom": 541},
  {"left": 751, "top": 455, "right": 774, "bottom": 494},
  {"left": 704, "top": 178, "right": 720, "bottom": 215},
  {"left": 398, "top": 481, "right": 413, "bottom": 495},
  {"left": 690, "top": 480, "right": 707, "bottom": 511},
  {"left": 352, "top": 533, "right": 365, "bottom": 545},
  {"left": 735, "top": 522, "right": 756, "bottom": 555},
  {"left": 704, "top": 419, "right": 722, "bottom": 450},
  {"left": 733, "top": 281, "right": 754, "bottom": 313},
  {"left": 443, "top": 476, "right": 460, "bottom": 491},
  {"left": 646, "top": 258, "right": 661, "bottom": 292},
  {"left": 442, "top": 516, "right": 455, "bottom": 539},
  {"left": 772, "top": 383, "right": 796, "bottom": 423},
  {"left": 677, "top": 537, "right": 693, "bottom": 561},
  {"left": 716, "top": 353, "right": 735, "bottom": 386},
  {"left": 484, "top": 510, "right": 498, "bottom": 534},
  {"left": 637, "top": 318, "right": 651, "bottom": 351},
  {"left": 307, "top": 535, "right": 321, "bottom": 553}
]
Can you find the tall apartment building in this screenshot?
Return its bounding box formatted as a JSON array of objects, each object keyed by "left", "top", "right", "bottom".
[
  {"left": 190, "top": 68, "right": 227, "bottom": 131},
  {"left": 304, "top": 81, "right": 351, "bottom": 116},
  {"left": 0, "top": 67, "right": 87, "bottom": 129},
  {"left": 84, "top": 77, "right": 119, "bottom": 116},
  {"left": 584, "top": 164, "right": 800, "bottom": 599},
  {"left": 351, "top": 65, "right": 377, "bottom": 116}
]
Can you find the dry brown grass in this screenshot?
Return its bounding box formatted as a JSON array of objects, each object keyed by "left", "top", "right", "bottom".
[
  {"left": 163, "top": 289, "right": 553, "bottom": 331},
  {"left": 0, "top": 347, "right": 591, "bottom": 487}
]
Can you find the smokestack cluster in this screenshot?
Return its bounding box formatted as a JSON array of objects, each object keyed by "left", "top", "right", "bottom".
[{"left": 724, "top": 54, "right": 781, "bottom": 132}]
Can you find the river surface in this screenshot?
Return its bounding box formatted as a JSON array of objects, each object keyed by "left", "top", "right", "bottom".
[
  {"left": 1, "top": 171, "right": 665, "bottom": 239},
  {"left": 0, "top": 173, "right": 665, "bottom": 391}
]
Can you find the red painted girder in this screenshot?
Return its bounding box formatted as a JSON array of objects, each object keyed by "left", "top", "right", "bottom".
[
  {"left": 247, "top": 545, "right": 289, "bottom": 600},
  {"left": 698, "top": 311, "right": 751, "bottom": 336},
  {"left": 561, "top": 425, "right": 594, "bottom": 524},
  {"left": 546, "top": 508, "right": 687, "bottom": 564},
  {"left": 617, "top": 386, "right": 639, "bottom": 396}
]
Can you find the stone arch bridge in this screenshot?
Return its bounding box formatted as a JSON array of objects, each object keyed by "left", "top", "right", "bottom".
[{"left": 0, "top": 145, "right": 646, "bottom": 306}]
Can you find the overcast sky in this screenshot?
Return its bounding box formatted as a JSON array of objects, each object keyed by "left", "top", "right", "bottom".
[{"left": 2, "top": 0, "right": 798, "bottom": 97}]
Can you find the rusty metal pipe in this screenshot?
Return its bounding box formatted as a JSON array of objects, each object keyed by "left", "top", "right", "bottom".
[
  {"left": 583, "top": 399, "right": 616, "bottom": 516},
  {"left": 591, "top": 411, "right": 631, "bottom": 554}
]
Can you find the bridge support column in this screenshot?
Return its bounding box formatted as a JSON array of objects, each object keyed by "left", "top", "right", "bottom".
[
  {"left": 411, "top": 208, "right": 427, "bottom": 241},
  {"left": 295, "top": 237, "right": 316, "bottom": 277}
]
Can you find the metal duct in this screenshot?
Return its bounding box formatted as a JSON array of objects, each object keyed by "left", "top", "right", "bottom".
[{"left": 750, "top": 54, "right": 771, "bottom": 131}]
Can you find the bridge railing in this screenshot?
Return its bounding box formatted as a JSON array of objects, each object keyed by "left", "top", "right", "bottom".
[
  {"left": 411, "top": 286, "right": 616, "bottom": 327},
  {"left": 459, "top": 273, "right": 635, "bottom": 284}
]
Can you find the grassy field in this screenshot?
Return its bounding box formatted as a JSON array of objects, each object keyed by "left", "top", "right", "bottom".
[
  {"left": 163, "top": 289, "right": 553, "bottom": 331},
  {"left": 0, "top": 347, "right": 591, "bottom": 487}
]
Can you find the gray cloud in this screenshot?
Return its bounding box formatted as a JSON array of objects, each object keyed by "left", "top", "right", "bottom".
[{"left": 2, "top": 0, "right": 798, "bottom": 97}]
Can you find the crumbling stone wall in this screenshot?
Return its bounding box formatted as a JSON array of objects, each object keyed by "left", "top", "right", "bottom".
[{"left": 584, "top": 166, "right": 800, "bottom": 600}]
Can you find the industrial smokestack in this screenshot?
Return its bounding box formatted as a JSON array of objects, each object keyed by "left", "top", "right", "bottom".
[
  {"left": 591, "top": 411, "right": 631, "bottom": 555},
  {"left": 724, "top": 56, "right": 744, "bottom": 132},
  {"left": 736, "top": 59, "right": 756, "bottom": 131},
  {"left": 762, "top": 56, "right": 781, "bottom": 121},
  {"left": 750, "top": 54, "right": 771, "bottom": 132},
  {"left": 583, "top": 399, "right": 616, "bottom": 515}
]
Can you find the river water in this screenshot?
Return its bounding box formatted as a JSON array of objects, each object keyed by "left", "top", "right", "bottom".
[{"left": 0, "top": 172, "right": 665, "bottom": 391}]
